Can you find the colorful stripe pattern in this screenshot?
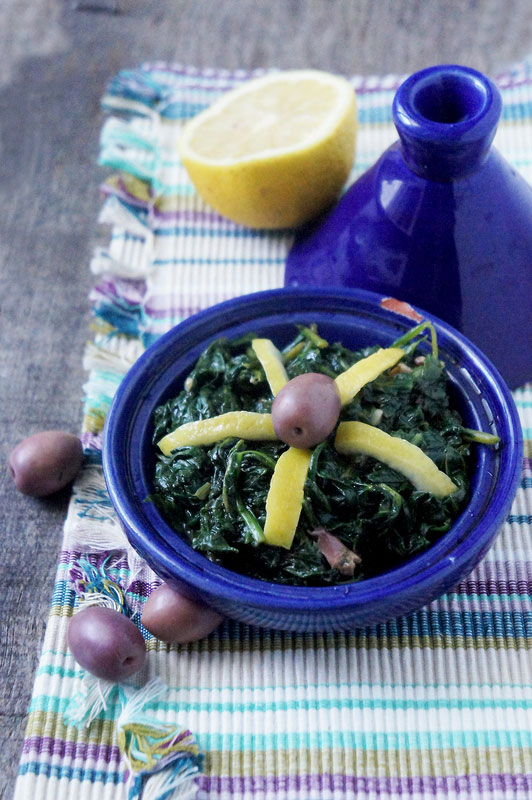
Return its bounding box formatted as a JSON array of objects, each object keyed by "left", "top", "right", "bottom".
[{"left": 15, "top": 61, "right": 532, "bottom": 800}]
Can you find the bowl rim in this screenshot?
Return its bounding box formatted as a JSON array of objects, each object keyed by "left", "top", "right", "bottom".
[{"left": 102, "top": 286, "right": 523, "bottom": 612}]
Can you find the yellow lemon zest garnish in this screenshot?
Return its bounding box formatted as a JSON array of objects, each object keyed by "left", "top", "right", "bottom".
[
  {"left": 334, "top": 421, "right": 457, "bottom": 498},
  {"left": 158, "top": 411, "right": 277, "bottom": 455},
  {"left": 334, "top": 347, "right": 404, "bottom": 406},
  {"left": 251, "top": 338, "right": 289, "bottom": 395},
  {"left": 263, "top": 447, "right": 313, "bottom": 548}
]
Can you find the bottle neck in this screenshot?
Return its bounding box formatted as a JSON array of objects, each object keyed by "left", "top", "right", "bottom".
[{"left": 393, "top": 65, "right": 502, "bottom": 182}]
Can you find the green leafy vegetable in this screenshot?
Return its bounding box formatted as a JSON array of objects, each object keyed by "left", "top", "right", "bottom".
[{"left": 150, "top": 326, "right": 491, "bottom": 586}]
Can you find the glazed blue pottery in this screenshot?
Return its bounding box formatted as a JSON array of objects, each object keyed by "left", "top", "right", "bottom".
[
  {"left": 102, "top": 287, "right": 522, "bottom": 632},
  {"left": 285, "top": 65, "right": 532, "bottom": 390}
]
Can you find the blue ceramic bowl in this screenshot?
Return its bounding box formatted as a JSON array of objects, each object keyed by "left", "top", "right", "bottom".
[{"left": 102, "top": 287, "right": 522, "bottom": 632}]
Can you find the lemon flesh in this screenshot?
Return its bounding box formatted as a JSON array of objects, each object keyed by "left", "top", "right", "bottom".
[
  {"left": 178, "top": 70, "right": 357, "bottom": 229},
  {"left": 158, "top": 411, "right": 277, "bottom": 455},
  {"left": 335, "top": 421, "right": 457, "bottom": 498},
  {"left": 263, "top": 447, "right": 313, "bottom": 548},
  {"left": 335, "top": 348, "right": 404, "bottom": 406},
  {"left": 251, "top": 338, "right": 289, "bottom": 395}
]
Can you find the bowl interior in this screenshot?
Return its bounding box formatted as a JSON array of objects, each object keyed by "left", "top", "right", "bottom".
[{"left": 103, "top": 288, "right": 520, "bottom": 610}]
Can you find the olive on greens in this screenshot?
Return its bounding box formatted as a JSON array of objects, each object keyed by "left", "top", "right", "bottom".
[{"left": 272, "top": 372, "right": 341, "bottom": 448}]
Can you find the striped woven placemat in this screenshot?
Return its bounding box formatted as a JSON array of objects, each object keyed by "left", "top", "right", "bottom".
[{"left": 15, "top": 61, "right": 532, "bottom": 800}]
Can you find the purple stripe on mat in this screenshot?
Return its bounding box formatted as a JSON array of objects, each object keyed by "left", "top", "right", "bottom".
[
  {"left": 145, "top": 295, "right": 263, "bottom": 319},
  {"left": 143, "top": 64, "right": 532, "bottom": 95},
  {"left": 126, "top": 574, "right": 532, "bottom": 603},
  {"left": 145, "top": 68, "right": 403, "bottom": 95},
  {"left": 144, "top": 303, "right": 205, "bottom": 320},
  {"left": 101, "top": 181, "right": 152, "bottom": 210},
  {"left": 152, "top": 208, "right": 246, "bottom": 225},
  {"left": 197, "top": 772, "right": 532, "bottom": 795},
  {"left": 22, "top": 736, "right": 121, "bottom": 765},
  {"left": 143, "top": 61, "right": 267, "bottom": 82},
  {"left": 55, "top": 551, "right": 532, "bottom": 604},
  {"left": 455, "top": 574, "right": 532, "bottom": 596},
  {"left": 497, "top": 72, "right": 532, "bottom": 90},
  {"left": 81, "top": 431, "right": 103, "bottom": 451},
  {"left": 125, "top": 574, "right": 532, "bottom": 601},
  {"left": 58, "top": 549, "right": 87, "bottom": 566},
  {"left": 92, "top": 276, "right": 147, "bottom": 303},
  {"left": 127, "top": 578, "right": 162, "bottom": 597}
]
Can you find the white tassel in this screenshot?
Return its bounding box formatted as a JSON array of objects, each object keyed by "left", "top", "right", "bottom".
[
  {"left": 118, "top": 678, "right": 202, "bottom": 800},
  {"left": 75, "top": 592, "right": 124, "bottom": 614},
  {"left": 99, "top": 194, "right": 148, "bottom": 232},
  {"left": 141, "top": 763, "right": 200, "bottom": 800},
  {"left": 63, "top": 672, "right": 120, "bottom": 729},
  {"left": 117, "top": 679, "right": 166, "bottom": 734},
  {"left": 91, "top": 247, "right": 153, "bottom": 280},
  {"left": 83, "top": 337, "right": 145, "bottom": 374}
]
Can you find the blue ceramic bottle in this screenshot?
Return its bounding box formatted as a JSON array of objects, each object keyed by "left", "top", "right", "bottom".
[{"left": 285, "top": 65, "right": 532, "bottom": 389}]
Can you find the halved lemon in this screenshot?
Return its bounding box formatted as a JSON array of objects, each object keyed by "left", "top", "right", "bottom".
[{"left": 178, "top": 70, "right": 357, "bottom": 229}]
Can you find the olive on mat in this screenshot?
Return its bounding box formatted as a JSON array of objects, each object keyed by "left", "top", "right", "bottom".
[
  {"left": 67, "top": 606, "right": 146, "bottom": 681},
  {"left": 9, "top": 430, "right": 83, "bottom": 496},
  {"left": 142, "top": 583, "right": 224, "bottom": 643}
]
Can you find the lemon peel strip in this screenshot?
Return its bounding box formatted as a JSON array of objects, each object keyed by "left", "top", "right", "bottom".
[
  {"left": 263, "top": 447, "right": 312, "bottom": 549},
  {"left": 334, "top": 347, "right": 404, "bottom": 406},
  {"left": 158, "top": 411, "right": 277, "bottom": 455},
  {"left": 251, "top": 338, "right": 289, "bottom": 396},
  {"left": 334, "top": 421, "right": 457, "bottom": 498}
]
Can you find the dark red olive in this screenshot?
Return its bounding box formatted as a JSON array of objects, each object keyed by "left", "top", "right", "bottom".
[
  {"left": 9, "top": 430, "right": 83, "bottom": 496},
  {"left": 141, "top": 583, "right": 224, "bottom": 644},
  {"left": 67, "top": 606, "right": 146, "bottom": 681},
  {"left": 272, "top": 372, "right": 341, "bottom": 448}
]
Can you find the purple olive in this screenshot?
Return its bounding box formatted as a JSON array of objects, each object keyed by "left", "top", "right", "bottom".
[
  {"left": 67, "top": 606, "right": 146, "bottom": 681},
  {"left": 9, "top": 430, "right": 83, "bottom": 496},
  {"left": 272, "top": 372, "right": 341, "bottom": 448},
  {"left": 141, "top": 583, "right": 224, "bottom": 644}
]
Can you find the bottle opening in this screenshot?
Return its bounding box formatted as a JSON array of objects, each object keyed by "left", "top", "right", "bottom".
[
  {"left": 411, "top": 73, "right": 487, "bottom": 125},
  {"left": 393, "top": 65, "right": 502, "bottom": 180}
]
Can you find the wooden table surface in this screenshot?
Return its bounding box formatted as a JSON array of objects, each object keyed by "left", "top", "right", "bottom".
[{"left": 1, "top": 1, "right": 532, "bottom": 797}]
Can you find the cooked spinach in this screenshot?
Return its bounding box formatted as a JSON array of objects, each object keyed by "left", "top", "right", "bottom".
[{"left": 150, "top": 325, "right": 474, "bottom": 586}]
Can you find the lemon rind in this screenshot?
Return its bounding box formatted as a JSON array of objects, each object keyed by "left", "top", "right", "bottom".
[
  {"left": 158, "top": 411, "right": 277, "bottom": 455},
  {"left": 178, "top": 69, "right": 356, "bottom": 167},
  {"left": 263, "top": 446, "right": 313, "bottom": 548},
  {"left": 334, "top": 421, "right": 458, "bottom": 498}
]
